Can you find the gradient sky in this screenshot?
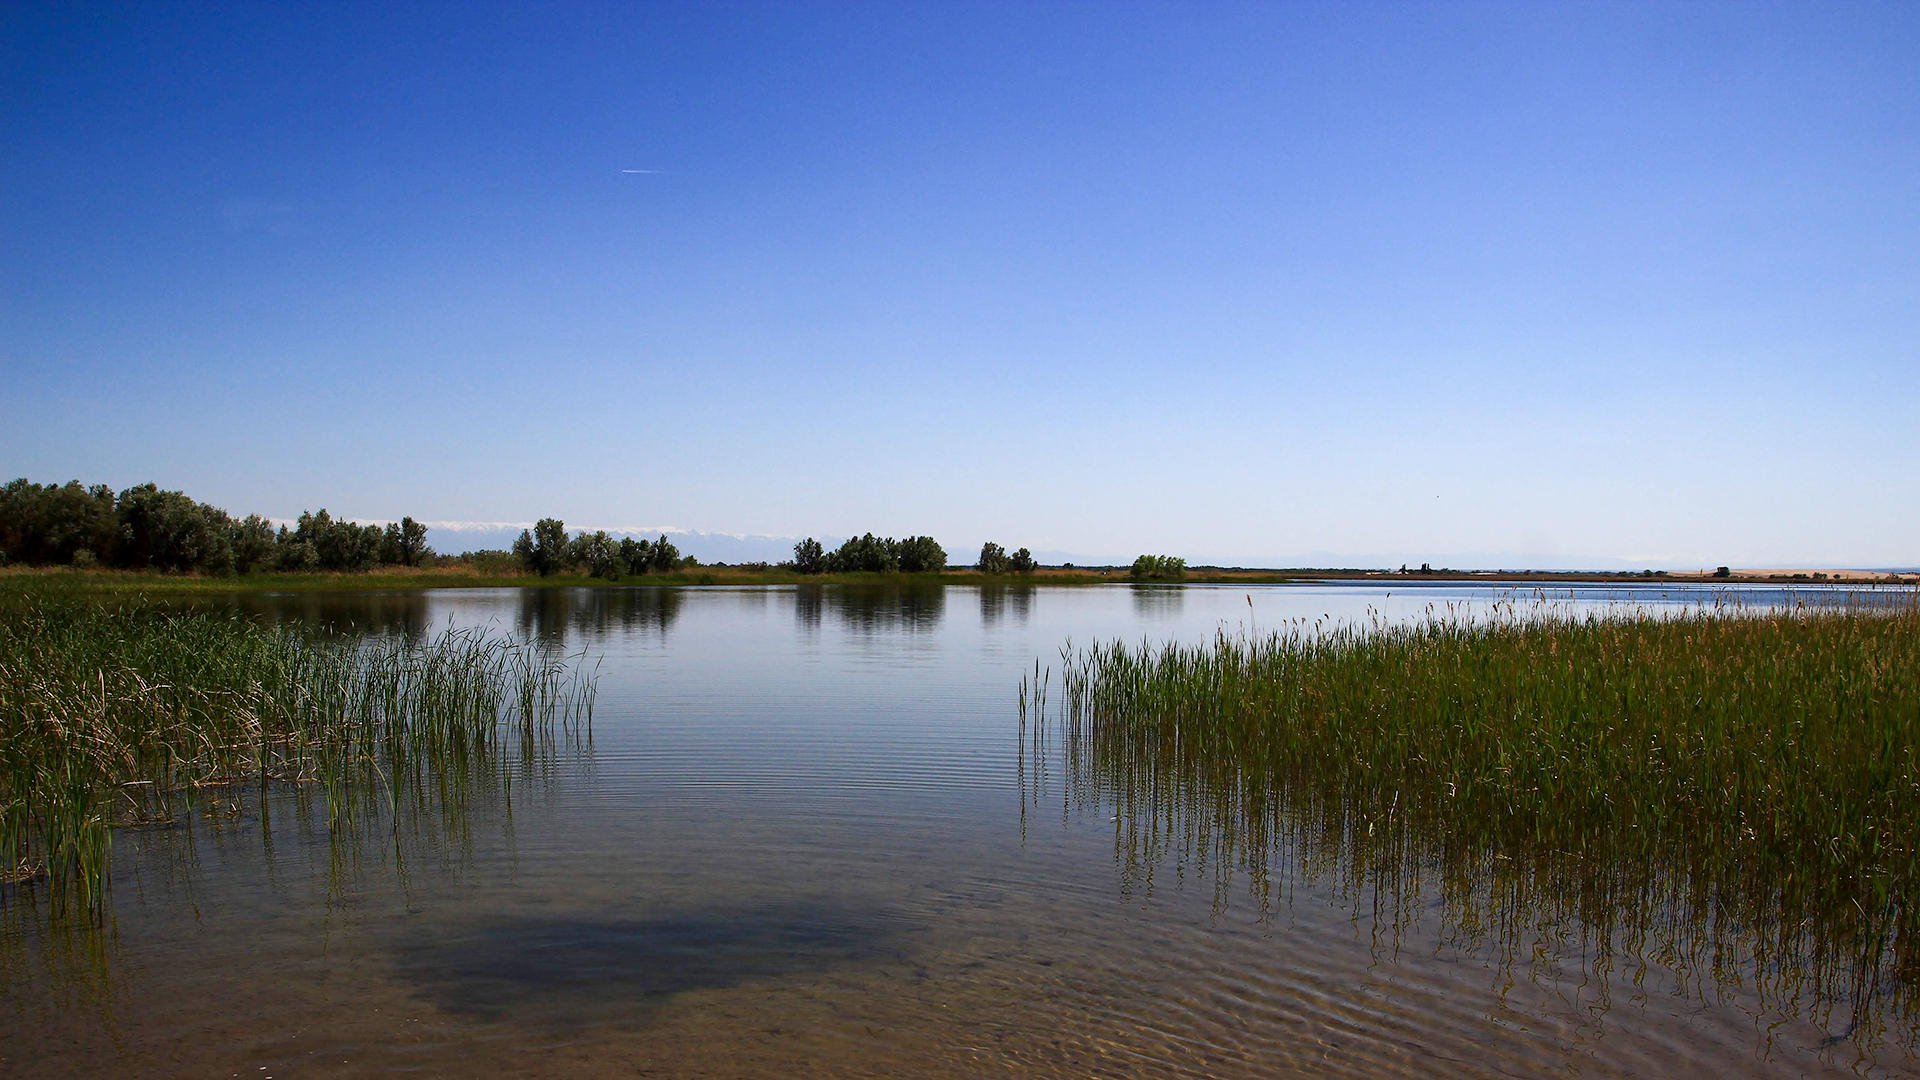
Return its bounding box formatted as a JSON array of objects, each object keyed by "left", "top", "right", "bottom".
[{"left": 4, "top": 1, "right": 1916, "bottom": 568}]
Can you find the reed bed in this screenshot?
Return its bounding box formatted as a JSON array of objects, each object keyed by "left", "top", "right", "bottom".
[
  {"left": 0, "top": 596, "right": 595, "bottom": 919},
  {"left": 1027, "top": 595, "right": 1920, "bottom": 1046}
]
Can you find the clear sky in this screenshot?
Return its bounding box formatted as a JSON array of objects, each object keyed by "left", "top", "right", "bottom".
[{"left": 4, "top": 1, "right": 1916, "bottom": 568}]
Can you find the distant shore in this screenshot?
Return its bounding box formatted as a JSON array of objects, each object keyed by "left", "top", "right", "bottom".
[{"left": 4, "top": 563, "right": 1913, "bottom": 593}]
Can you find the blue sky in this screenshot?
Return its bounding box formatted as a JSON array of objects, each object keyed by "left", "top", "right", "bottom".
[{"left": 4, "top": 1, "right": 1915, "bottom": 568}]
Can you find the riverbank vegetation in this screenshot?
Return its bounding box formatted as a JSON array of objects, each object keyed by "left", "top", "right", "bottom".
[
  {"left": 975, "top": 541, "right": 1036, "bottom": 574},
  {"left": 787, "top": 533, "right": 947, "bottom": 574},
  {"left": 0, "top": 595, "right": 596, "bottom": 919},
  {"left": 1129, "top": 554, "right": 1187, "bottom": 580},
  {"left": 1, "top": 478, "right": 432, "bottom": 574},
  {"left": 1027, "top": 596, "right": 1920, "bottom": 1043}
]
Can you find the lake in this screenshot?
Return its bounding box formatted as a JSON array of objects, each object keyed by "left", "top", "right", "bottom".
[{"left": 3, "top": 581, "right": 1914, "bottom": 1078}]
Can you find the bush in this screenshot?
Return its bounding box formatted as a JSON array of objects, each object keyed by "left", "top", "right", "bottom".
[
  {"left": 793, "top": 538, "right": 826, "bottom": 574},
  {"left": 898, "top": 535, "right": 946, "bottom": 573},
  {"left": 977, "top": 541, "right": 1010, "bottom": 574},
  {"left": 1009, "top": 547, "right": 1036, "bottom": 574},
  {"left": 647, "top": 535, "right": 681, "bottom": 573},
  {"left": 826, "top": 533, "right": 899, "bottom": 573},
  {"left": 1130, "top": 554, "right": 1186, "bottom": 581},
  {"left": 573, "top": 530, "right": 622, "bottom": 580}
]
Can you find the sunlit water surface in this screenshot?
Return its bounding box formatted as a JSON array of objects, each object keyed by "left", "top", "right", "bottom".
[{"left": 3, "top": 581, "right": 1914, "bottom": 1078}]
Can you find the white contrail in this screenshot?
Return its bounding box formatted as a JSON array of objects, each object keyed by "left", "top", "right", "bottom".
[{"left": 621, "top": 169, "right": 663, "bottom": 174}]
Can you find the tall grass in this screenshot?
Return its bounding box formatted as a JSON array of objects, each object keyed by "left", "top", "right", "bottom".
[
  {"left": 0, "top": 596, "right": 595, "bottom": 919},
  {"left": 1026, "top": 595, "right": 1920, "bottom": 1047}
]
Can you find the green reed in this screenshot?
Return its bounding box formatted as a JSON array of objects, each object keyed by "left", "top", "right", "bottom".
[
  {"left": 0, "top": 596, "right": 595, "bottom": 919},
  {"left": 1027, "top": 594, "right": 1920, "bottom": 1048}
]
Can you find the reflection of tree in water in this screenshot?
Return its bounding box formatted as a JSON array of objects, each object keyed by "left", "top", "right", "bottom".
[
  {"left": 795, "top": 586, "right": 825, "bottom": 632},
  {"left": 188, "top": 591, "right": 434, "bottom": 638},
  {"left": 824, "top": 583, "right": 946, "bottom": 634},
  {"left": 1129, "top": 584, "right": 1184, "bottom": 619},
  {"left": 1021, "top": 694, "right": 1920, "bottom": 1062},
  {"left": 978, "top": 585, "right": 1035, "bottom": 627},
  {"left": 514, "top": 587, "right": 683, "bottom": 645}
]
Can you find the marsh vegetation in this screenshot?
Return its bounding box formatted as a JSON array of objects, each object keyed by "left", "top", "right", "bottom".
[
  {"left": 1024, "top": 595, "right": 1920, "bottom": 1048},
  {"left": 0, "top": 592, "right": 596, "bottom": 919}
]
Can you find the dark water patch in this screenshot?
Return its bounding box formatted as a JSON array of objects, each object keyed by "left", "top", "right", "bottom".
[
  {"left": 515, "top": 586, "right": 684, "bottom": 645},
  {"left": 389, "top": 901, "right": 913, "bottom": 1022},
  {"left": 977, "top": 584, "right": 1035, "bottom": 627},
  {"left": 793, "top": 583, "right": 947, "bottom": 635}
]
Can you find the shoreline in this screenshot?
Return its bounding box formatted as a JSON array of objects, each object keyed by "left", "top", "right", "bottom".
[{"left": 4, "top": 565, "right": 1914, "bottom": 594}]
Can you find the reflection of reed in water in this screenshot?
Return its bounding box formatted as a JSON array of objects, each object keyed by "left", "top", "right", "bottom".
[
  {"left": 1021, "top": 597, "right": 1920, "bottom": 1055},
  {"left": 2, "top": 707, "right": 595, "bottom": 1028}
]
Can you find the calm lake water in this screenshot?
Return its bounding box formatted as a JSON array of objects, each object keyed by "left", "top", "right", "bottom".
[{"left": 4, "top": 581, "right": 1915, "bottom": 1078}]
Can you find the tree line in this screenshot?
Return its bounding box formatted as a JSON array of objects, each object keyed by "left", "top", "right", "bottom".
[
  {"left": 974, "top": 541, "right": 1036, "bottom": 574},
  {"left": 4, "top": 476, "right": 1087, "bottom": 581},
  {"left": 786, "top": 535, "right": 1039, "bottom": 575},
  {"left": 1130, "top": 554, "right": 1186, "bottom": 580},
  {"left": 512, "top": 518, "right": 689, "bottom": 579},
  {"left": 0, "top": 478, "right": 431, "bottom": 574},
  {"left": 789, "top": 533, "right": 947, "bottom": 574}
]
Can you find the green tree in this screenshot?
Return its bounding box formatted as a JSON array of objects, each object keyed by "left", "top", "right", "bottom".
[
  {"left": 1129, "top": 554, "right": 1186, "bottom": 581},
  {"left": 792, "top": 537, "right": 826, "bottom": 574},
  {"left": 230, "top": 515, "right": 278, "bottom": 574},
  {"left": 514, "top": 518, "right": 568, "bottom": 575},
  {"left": 276, "top": 524, "right": 320, "bottom": 571},
  {"left": 826, "top": 533, "right": 899, "bottom": 573},
  {"left": 117, "top": 483, "right": 235, "bottom": 573},
  {"left": 976, "top": 541, "right": 1010, "bottom": 574},
  {"left": 647, "top": 534, "right": 681, "bottom": 573},
  {"left": 1009, "top": 547, "right": 1036, "bottom": 574},
  {"left": 290, "top": 509, "right": 382, "bottom": 571},
  {"left": 380, "top": 516, "right": 430, "bottom": 567},
  {"left": 898, "top": 535, "right": 946, "bottom": 573},
  {"left": 0, "top": 479, "right": 119, "bottom": 566},
  {"left": 619, "top": 536, "right": 652, "bottom": 575},
  {"left": 574, "top": 530, "right": 622, "bottom": 580}
]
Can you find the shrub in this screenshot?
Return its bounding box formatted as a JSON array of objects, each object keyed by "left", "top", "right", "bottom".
[
  {"left": 977, "top": 541, "right": 1010, "bottom": 574},
  {"left": 898, "top": 535, "right": 946, "bottom": 573},
  {"left": 513, "top": 518, "right": 569, "bottom": 576},
  {"left": 1129, "top": 554, "right": 1186, "bottom": 581},
  {"left": 793, "top": 538, "right": 826, "bottom": 574},
  {"left": 826, "top": 533, "right": 899, "bottom": 573}
]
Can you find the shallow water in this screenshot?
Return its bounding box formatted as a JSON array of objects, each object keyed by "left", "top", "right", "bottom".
[{"left": 3, "top": 581, "right": 1914, "bottom": 1077}]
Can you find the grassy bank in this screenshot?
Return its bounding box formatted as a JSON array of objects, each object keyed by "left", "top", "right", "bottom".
[
  {"left": 13, "top": 564, "right": 1910, "bottom": 595},
  {"left": 0, "top": 596, "right": 595, "bottom": 918},
  {"left": 1032, "top": 597, "right": 1920, "bottom": 1037}
]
